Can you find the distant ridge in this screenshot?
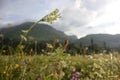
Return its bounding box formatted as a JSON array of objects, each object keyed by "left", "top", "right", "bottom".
[
  {"left": 1, "top": 23, "right": 120, "bottom": 48},
  {"left": 0, "top": 22, "right": 78, "bottom": 42},
  {"left": 0, "top": 22, "right": 68, "bottom": 42},
  {"left": 76, "top": 34, "right": 120, "bottom": 48}
]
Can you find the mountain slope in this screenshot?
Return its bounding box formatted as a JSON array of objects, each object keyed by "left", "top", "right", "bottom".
[
  {"left": 76, "top": 34, "right": 120, "bottom": 48},
  {"left": 0, "top": 22, "right": 67, "bottom": 42}
]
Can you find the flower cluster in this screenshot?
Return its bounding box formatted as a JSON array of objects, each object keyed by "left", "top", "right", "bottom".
[
  {"left": 40, "top": 9, "right": 61, "bottom": 24},
  {"left": 71, "top": 66, "right": 81, "bottom": 80},
  {"left": 71, "top": 72, "right": 81, "bottom": 80}
]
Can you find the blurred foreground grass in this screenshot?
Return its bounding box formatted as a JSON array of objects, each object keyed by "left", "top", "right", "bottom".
[{"left": 0, "top": 53, "right": 120, "bottom": 80}]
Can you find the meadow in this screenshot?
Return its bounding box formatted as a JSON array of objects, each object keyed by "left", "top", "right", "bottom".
[
  {"left": 0, "top": 9, "right": 120, "bottom": 80},
  {"left": 0, "top": 52, "right": 120, "bottom": 80}
]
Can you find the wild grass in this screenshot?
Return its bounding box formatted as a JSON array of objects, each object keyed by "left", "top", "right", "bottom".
[{"left": 0, "top": 53, "right": 120, "bottom": 80}]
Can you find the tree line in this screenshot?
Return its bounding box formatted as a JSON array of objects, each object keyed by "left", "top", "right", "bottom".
[{"left": 0, "top": 38, "right": 118, "bottom": 55}]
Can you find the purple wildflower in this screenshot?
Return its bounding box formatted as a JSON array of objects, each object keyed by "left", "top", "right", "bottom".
[{"left": 71, "top": 72, "right": 81, "bottom": 80}]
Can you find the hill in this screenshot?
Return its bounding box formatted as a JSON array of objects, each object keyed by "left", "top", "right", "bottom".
[
  {"left": 0, "top": 22, "right": 68, "bottom": 42},
  {"left": 76, "top": 34, "right": 120, "bottom": 48}
]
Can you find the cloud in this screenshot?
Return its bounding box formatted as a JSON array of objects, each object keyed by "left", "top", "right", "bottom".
[
  {"left": 52, "top": 0, "right": 120, "bottom": 38},
  {"left": 52, "top": 0, "right": 97, "bottom": 34},
  {"left": 89, "top": 0, "right": 120, "bottom": 28},
  {"left": 1, "top": 0, "right": 55, "bottom": 25},
  {"left": 0, "top": 0, "right": 120, "bottom": 38},
  {"left": 0, "top": 0, "right": 71, "bottom": 26}
]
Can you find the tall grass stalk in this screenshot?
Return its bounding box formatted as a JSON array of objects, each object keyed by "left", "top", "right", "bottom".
[{"left": 16, "top": 9, "right": 60, "bottom": 54}]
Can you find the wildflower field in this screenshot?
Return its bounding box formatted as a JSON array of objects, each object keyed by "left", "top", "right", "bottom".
[
  {"left": 0, "top": 52, "right": 120, "bottom": 80},
  {"left": 0, "top": 9, "right": 120, "bottom": 80}
]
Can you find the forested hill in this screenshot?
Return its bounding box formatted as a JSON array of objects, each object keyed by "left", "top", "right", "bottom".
[
  {"left": 76, "top": 34, "right": 120, "bottom": 48},
  {"left": 2, "top": 22, "right": 120, "bottom": 49},
  {"left": 0, "top": 22, "right": 71, "bottom": 42}
]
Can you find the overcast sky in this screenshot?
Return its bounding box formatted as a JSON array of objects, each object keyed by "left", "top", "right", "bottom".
[{"left": 0, "top": 0, "right": 120, "bottom": 38}]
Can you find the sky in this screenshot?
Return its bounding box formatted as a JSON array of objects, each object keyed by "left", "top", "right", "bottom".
[{"left": 0, "top": 0, "right": 120, "bottom": 38}]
